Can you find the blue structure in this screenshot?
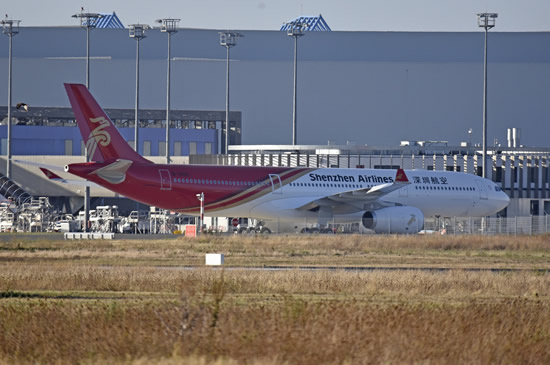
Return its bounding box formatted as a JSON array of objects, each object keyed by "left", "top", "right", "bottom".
[
  {"left": 84, "top": 12, "right": 124, "bottom": 29},
  {"left": 280, "top": 14, "right": 331, "bottom": 32},
  {"left": 0, "top": 126, "right": 217, "bottom": 156}
]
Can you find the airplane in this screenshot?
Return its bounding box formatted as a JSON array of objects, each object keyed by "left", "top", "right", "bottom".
[{"left": 54, "top": 83, "right": 509, "bottom": 233}]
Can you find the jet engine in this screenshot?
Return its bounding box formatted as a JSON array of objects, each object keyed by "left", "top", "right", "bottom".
[{"left": 361, "top": 206, "right": 424, "bottom": 234}]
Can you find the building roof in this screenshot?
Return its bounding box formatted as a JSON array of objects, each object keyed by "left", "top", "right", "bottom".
[
  {"left": 280, "top": 14, "right": 331, "bottom": 32},
  {"left": 93, "top": 12, "right": 124, "bottom": 29}
]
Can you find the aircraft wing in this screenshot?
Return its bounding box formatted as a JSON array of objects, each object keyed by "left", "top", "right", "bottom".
[{"left": 296, "top": 168, "right": 410, "bottom": 213}]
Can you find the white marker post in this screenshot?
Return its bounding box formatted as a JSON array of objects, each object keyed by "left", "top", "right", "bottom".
[{"left": 205, "top": 253, "right": 224, "bottom": 266}]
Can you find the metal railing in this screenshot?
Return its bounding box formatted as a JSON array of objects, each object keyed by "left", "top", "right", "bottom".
[
  {"left": 231, "top": 216, "right": 550, "bottom": 235},
  {"left": 0, "top": 172, "right": 33, "bottom": 206},
  {"left": 424, "top": 216, "right": 550, "bottom": 235}
]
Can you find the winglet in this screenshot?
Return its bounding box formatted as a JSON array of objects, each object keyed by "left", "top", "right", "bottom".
[
  {"left": 395, "top": 168, "right": 408, "bottom": 183},
  {"left": 40, "top": 167, "right": 62, "bottom": 180}
]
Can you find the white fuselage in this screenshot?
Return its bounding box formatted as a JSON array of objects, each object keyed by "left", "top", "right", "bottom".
[{"left": 212, "top": 168, "right": 510, "bottom": 223}]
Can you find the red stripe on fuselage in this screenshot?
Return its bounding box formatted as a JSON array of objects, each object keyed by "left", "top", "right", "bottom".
[
  {"left": 181, "top": 166, "right": 312, "bottom": 213},
  {"left": 68, "top": 162, "right": 312, "bottom": 213}
]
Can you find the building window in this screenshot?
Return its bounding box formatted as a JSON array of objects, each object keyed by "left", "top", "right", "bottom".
[
  {"left": 80, "top": 141, "right": 85, "bottom": 156},
  {"left": 174, "top": 141, "right": 182, "bottom": 156},
  {"left": 205, "top": 142, "right": 212, "bottom": 155},
  {"left": 143, "top": 141, "right": 151, "bottom": 156},
  {"left": 64, "top": 139, "right": 73, "bottom": 156},
  {"left": 529, "top": 166, "right": 537, "bottom": 183},
  {"left": 495, "top": 166, "right": 503, "bottom": 182},
  {"left": 128, "top": 140, "right": 135, "bottom": 150},
  {"left": 189, "top": 142, "right": 197, "bottom": 155},
  {"left": 159, "top": 141, "right": 167, "bottom": 156},
  {"left": 530, "top": 200, "right": 540, "bottom": 216}
]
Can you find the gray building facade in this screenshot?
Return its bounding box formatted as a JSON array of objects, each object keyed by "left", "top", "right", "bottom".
[{"left": 0, "top": 27, "right": 549, "bottom": 148}]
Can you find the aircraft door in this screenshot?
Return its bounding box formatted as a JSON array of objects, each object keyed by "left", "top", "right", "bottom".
[
  {"left": 475, "top": 181, "right": 488, "bottom": 200},
  {"left": 159, "top": 169, "right": 172, "bottom": 191},
  {"left": 269, "top": 174, "right": 283, "bottom": 194}
]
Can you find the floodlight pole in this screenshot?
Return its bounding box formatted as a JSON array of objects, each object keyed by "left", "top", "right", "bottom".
[
  {"left": 2, "top": 18, "right": 20, "bottom": 179},
  {"left": 157, "top": 18, "right": 180, "bottom": 164},
  {"left": 129, "top": 24, "right": 149, "bottom": 153},
  {"left": 477, "top": 12, "right": 497, "bottom": 180},
  {"left": 196, "top": 192, "right": 204, "bottom": 235},
  {"left": 219, "top": 32, "right": 242, "bottom": 155},
  {"left": 287, "top": 22, "right": 306, "bottom": 145},
  {"left": 72, "top": 11, "right": 102, "bottom": 232}
]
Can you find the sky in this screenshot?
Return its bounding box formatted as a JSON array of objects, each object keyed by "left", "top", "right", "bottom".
[{"left": 3, "top": 0, "right": 550, "bottom": 32}]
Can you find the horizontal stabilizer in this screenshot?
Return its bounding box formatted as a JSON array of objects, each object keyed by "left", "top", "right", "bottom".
[
  {"left": 15, "top": 159, "right": 66, "bottom": 172},
  {"left": 89, "top": 159, "right": 133, "bottom": 184},
  {"left": 39, "top": 167, "right": 98, "bottom": 187},
  {"left": 40, "top": 167, "right": 62, "bottom": 180}
]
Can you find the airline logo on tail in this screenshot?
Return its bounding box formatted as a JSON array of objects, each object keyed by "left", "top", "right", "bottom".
[
  {"left": 86, "top": 117, "right": 112, "bottom": 159},
  {"left": 64, "top": 83, "right": 152, "bottom": 164},
  {"left": 395, "top": 169, "right": 408, "bottom": 183}
]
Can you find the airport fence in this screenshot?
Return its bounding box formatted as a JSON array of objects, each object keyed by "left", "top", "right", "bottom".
[
  {"left": 246, "top": 216, "right": 550, "bottom": 235},
  {"left": 424, "top": 216, "right": 550, "bottom": 235}
]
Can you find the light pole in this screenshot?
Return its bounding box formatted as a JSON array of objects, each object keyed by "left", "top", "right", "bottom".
[
  {"left": 219, "top": 32, "right": 242, "bottom": 155},
  {"left": 1, "top": 17, "right": 20, "bottom": 179},
  {"left": 72, "top": 11, "right": 102, "bottom": 89},
  {"left": 286, "top": 21, "right": 307, "bottom": 145},
  {"left": 72, "top": 10, "right": 102, "bottom": 233},
  {"left": 477, "top": 12, "right": 497, "bottom": 179},
  {"left": 196, "top": 192, "right": 204, "bottom": 235},
  {"left": 129, "top": 24, "right": 149, "bottom": 153},
  {"left": 156, "top": 18, "right": 180, "bottom": 164}
]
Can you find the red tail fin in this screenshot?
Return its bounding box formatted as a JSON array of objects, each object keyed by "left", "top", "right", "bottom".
[{"left": 64, "top": 84, "right": 150, "bottom": 164}]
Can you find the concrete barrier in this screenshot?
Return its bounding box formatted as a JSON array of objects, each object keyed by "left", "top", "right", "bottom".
[{"left": 64, "top": 232, "right": 115, "bottom": 240}]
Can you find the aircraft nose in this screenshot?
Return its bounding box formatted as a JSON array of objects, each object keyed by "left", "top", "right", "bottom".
[{"left": 499, "top": 191, "right": 510, "bottom": 210}]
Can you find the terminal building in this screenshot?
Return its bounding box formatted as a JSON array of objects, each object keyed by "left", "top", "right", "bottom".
[{"left": 1, "top": 14, "right": 549, "bottom": 218}]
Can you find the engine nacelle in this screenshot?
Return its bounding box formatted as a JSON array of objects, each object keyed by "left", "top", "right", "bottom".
[{"left": 361, "top": 206, "right": 424, "bottom": 234}]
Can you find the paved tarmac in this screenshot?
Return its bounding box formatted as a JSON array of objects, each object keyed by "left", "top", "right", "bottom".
[{"left": 151, "top": 265, "right": 549, "bottom": 273}]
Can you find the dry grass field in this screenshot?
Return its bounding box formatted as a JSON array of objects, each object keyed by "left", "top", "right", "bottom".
[{"left": 0, "top": 234, "right": 550, "bottom": 364}]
